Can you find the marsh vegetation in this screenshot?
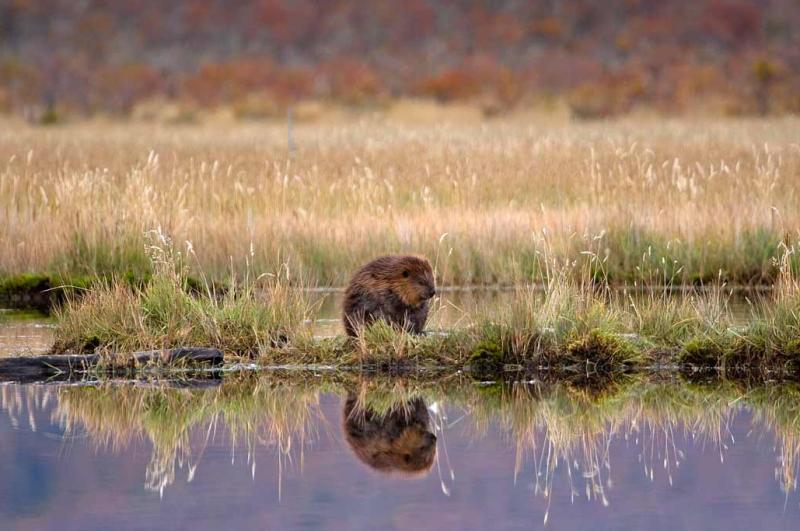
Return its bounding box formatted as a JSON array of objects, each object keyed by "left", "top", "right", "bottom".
[
  {"left": 44, "top": 229, "right": 800, "bottom": 377},
  {"left": 0, "top": 117, "right": 798, "bottom": 375},
  {"left": 1, "top": 118, "right": 798, "bottom": 287}
]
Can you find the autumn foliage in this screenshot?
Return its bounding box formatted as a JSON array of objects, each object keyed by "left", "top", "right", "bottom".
[{"left": 0, "top": 0, "right": 797, "bottom": 117}]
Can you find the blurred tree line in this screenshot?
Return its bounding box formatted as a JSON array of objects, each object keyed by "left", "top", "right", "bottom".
[{"left": 0, "top": 0, "right": 797, "bottom": 119}]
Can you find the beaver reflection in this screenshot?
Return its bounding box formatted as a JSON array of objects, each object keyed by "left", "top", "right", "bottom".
[{"left": 342, "top": 393, "right": 437, "bottom": 477}]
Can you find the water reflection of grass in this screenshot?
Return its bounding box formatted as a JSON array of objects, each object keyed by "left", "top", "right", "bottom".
[
  {"left": 12, "top": 371, "right": 800, "bottom": 507},
  {"left": 54, "top": 376, "right": 324, "bottom": 496},
  {"left": 747, "top": 384, "right": 800, "bottom": 495}
]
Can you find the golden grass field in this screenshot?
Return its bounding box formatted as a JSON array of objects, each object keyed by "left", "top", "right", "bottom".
[{"left": 1, "top": 116, "right": 798, "bottom": 286}]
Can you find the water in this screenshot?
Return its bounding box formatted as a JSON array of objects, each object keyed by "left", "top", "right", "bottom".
[
  {"left": 0, "top": 310, "right": 55, "bottom": 357},
  {"left": 1, "top": 378, "right": 799, "bottom": 530}
]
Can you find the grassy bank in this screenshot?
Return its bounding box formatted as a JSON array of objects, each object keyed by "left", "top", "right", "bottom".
[
  {"left": 52, "top": 234, "right": 313, "bottom": 356},
  {"left": 1, "top": 118, "right": 799, "bottom": 286},
  {"left": 50, "top": 239, "right": 800, "bottom": 376}
]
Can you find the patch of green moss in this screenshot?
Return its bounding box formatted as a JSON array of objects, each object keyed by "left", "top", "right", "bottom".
[
  {"left": 680, "top": 337, "right": 726, "bottom": 368},
  {"left": 467, "top": 327, "right": 506, "bottom": 378},
  {"left": 0, "top": 274, "right": 57, "bottom": 310},
  {"left": 0, "top": 273, "right": 51, "bottom": 294},
  {"left": 123, "top": 270, "right": 152, "bottom": 289},
  {"left": 61, "top": 275, "right": 94, "bottom": 290},
  {"left": 40, "top": 107, "right": 60, "bottom": 125}
]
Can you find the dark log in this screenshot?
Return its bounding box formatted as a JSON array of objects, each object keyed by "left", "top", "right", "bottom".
[
  {"left": 0, "top": 347, "right": 224, "bottom": 383},
  {"left": 118, "top": 347, "right": 224, "bottom": 367}
]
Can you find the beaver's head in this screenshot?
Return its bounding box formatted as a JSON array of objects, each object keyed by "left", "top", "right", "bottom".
[
  {"left": 375, "top": 255, "right": 436, "bottom": 308},
  {"left": 343, "top": 396, "right": 437, "bottom": 477}
]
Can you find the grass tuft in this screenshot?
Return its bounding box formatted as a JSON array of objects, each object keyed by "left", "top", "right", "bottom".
[
  {"left": 564, "top": 329, "right": 639, "bottom": 369},
  {"left": 53, "top": 233, "right": 312, "bottom": 357}
]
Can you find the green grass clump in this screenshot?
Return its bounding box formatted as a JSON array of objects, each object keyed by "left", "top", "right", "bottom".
[
  {"left": 350, "top": 321, "right": 474, "bottom": 369},
  {"left": 52, "top": 235, "right": 312, "bottom": 357},
  {"left": 564, "top": 329, "right": 639, "bottom": 369},
  {"left": 725, "top": 290, "right": 800, "bottom": 371}
]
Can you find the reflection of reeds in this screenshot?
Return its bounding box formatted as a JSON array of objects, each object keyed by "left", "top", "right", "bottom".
[
  {"left": 461, "top": 379, "right": 739, "bottom": 523},
  {"left": 417, "top": 376, "right": 776, "bottom": 523},
  {"left": 746, "top": 384, "right": 800, "bottom": 496},
  {"left": 476, "top": 379, "right": 800, "bottom": 523},
  {"left": 53, "top": 377, "right": 324, "bottom": 496},
  {"left": 9, "top": 372, "right": 800, "bottom": 510},
  {"left": 0, "top": 383, "right": 53, "bottom": 432}
]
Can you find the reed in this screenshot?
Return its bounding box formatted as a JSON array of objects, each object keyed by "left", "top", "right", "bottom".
[{"left": 1, "top": 118, "right": 798, "bottom": 286}]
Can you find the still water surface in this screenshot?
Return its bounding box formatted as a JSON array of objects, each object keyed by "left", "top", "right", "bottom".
[{"left": 1, "top": 378, "right": 800, "bottom": 531}]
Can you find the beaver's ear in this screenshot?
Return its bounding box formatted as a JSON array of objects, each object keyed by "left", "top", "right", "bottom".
[{"left": 402, "top": 270, "right": 410, "bottom": 278}]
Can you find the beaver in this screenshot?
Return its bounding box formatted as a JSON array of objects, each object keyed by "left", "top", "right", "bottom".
[
  {"left": 342, "top": 392, "right": 437, "bottom": 476},
  {"left": 342, "top": 255, "right": 436, "bottom": 337}
]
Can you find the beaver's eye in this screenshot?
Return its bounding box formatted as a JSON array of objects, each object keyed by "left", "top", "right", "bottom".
[{"left": 402, "top": 270, "right": 409, "bottom": 278}]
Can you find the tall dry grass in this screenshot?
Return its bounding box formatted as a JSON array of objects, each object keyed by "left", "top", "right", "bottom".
[{"left": 1, "top": 117, "right": 798, "bottom": 285}]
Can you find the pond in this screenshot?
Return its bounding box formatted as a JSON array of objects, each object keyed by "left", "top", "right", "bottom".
[{"left": 1, "top": 375, "right": 800, "bottom": 531}]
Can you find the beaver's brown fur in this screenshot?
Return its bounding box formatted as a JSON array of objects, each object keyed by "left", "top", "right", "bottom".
[
  {"left": 342, "top": 393, "right": 437, "bottom": 476},
  {"left": 342, "top": 255, "right": 436, "bottom": 337}
]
